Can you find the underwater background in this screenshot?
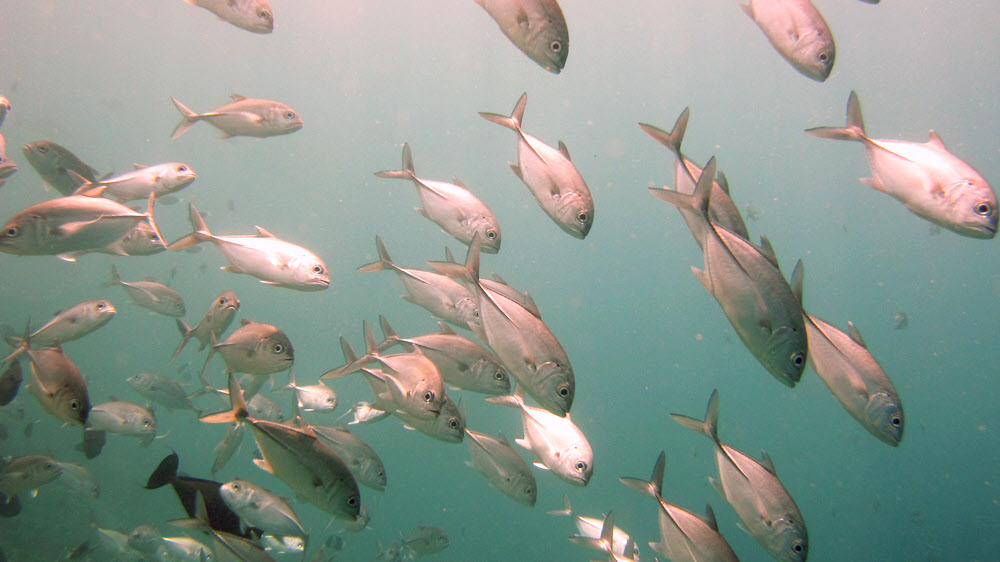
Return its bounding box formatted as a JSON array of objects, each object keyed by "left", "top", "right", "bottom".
[{"left": 0, "top": 1, "right": 998, "bottom": 560}]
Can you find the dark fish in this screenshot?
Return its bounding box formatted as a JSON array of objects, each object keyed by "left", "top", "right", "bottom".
[
  {"left": 144, "top": 452, "right": 251, "bottom": 538},
  {"left": 80, "top": 427, "right": 105, "bottom": 459},
  {"left": 0, "top": 361, "right": 22, "bottom": 405},
  {"left": 0, "top": 495, "right": 20, "bottom": 517}
]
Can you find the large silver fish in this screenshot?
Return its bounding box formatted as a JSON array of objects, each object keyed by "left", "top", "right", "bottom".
[
  {"left": 22, "top": 345, "right": 91, "bottom": 425},
  {"left": 171, "top": 95, "right": 301, "bottom": 139},
  {"left": 278, "top": 369, "right": 337, "bottom": 412},
  {"left": 104, "top": 265, "right": 185, "bottom": 317},
  {"left": 200, "top": 319, "right": 294, "bottom": 397},
  {"left": 479, "top": 93, "right": 594, "bottom": 239},
  {"left": 359, "top": 366, "right": 466, "bottom": 443},
  {"left": 672, "top": 390, "right": 808, "bottom": 562},
  {"left": 71, "top": 162, "right": 196, "bottom": 203},
  {"left": 740, "top": 0, "right": 835, "bottom": 81},
  {"left": 806, "top": 91, "right": 997, "bottom": 238},
  {"left": 474, "top": 0, "right": 569, "bottom": 73},
  {"left": 4, "top": 299, "right": 115, "bottom": 352},
  {"left": 650, "top": 158, "right": 808, "bottom": 387},
  {"left": 85, "top": 400, "right": 157, "bottom": 447},
  {"left": 310, "top": 422, "right": 387, "bottom": 491},
  {"left": 804, "top": 313, "right": 904, "bottom": 446},
  {"left": 375, "top": 143, "right": 501, "bottom": 253},
  {"left": 620, "top": 451, "right": 738, "bottom": 562},
  {"left": 21, "top": 141, "right": 97, "bottom": 195},
  {"left": 170, "top": 204, "right": 329, "bottom": 291},
  {"left": 172, "top": 290, "right": 241, "bottom": 361},
  {"left": 183, "top": 0, "right": 274, "bottom": 34},
  {"left": 549, "top": 494, "right": 640, "bottom": 560},
  {"left": 464, "top": 429, "right": 537, "bottom": 507},
  {"left": 220, "top": 479, "right": 305, "bottom": 538}
]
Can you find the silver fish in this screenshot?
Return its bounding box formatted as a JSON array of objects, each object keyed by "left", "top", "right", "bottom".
[
  {"left": 55, "top": 461, "right": 99, "bottom": 499},
  {"left": 549, "top": 494, "right": 640, "bottom": 560},
  {"left": 0, "top": 132, "right": 16, "bottom": 189},
  {"left": 171, "top": 95, "right": 300, "bottom": 139},
  {"left": 342, "top": 400, "right": 389, "bottom": 425},
  {"left": 262, "top": 535, "right": 304, "bottom": 555},
  {"left": 487, "top": 389, "right": 592, "bottom": 486},
  {"left": 4, "top": 299, "right": 115, "bottom": 352},
  {"left": 200, "top": 319, "right": 293, "bottom": 398},
  {"left": 170, "top": 204, "right": 329, "bottom": 291},
  {"left": 72, "top": 162, "right": 196, "bottom": 203},
  {"left": 806, "top": 90, "right": 997, "bottom": 238},
  {"left": 672, "top": 390, "right": 808, "bottom": 562},
  {"left": 474, "top": 0, "right": 569, "bottom": 73},
  {"left": 380, "top": 377, "right": 466, "bottom": 443},
  {"left": 211, "top": 421, "right": 246, "bottom": 475},
  {"left": 173, "top": 291, "right": 240, "bottom": 361},
  {"left": 22, "top": 346, "right": 91, "bottom": 425},
  {"left": 0, "top": 96, "right": 9, "bottom": 128},
  {"left": 127, "top": 372, "right": 198, "bottom": 413},
  {"left": 310, "top": 422, "right": 387, "bottom": 491},
  {"left": 375, "top": 143, "right": 501, "bottom": 253},
  {"left": 104, "top": 265, "right": 186, "bottom": 317},
  {"left": 402, "top": 526, "right": 449, "bottom": 558},
  {"left": 21, "top": 141, "right": 97, "bottom": 195},
  {"left": 278, "top": 369, "right": 336, "bottom": 412},
  {"left": 620, "top": 452, "right": 737, "bottom": 562},
  {"left": 740, "top": 0, "right": 835, "bottom": 81},
  {"left": 83, "top": 221, "right": 167, "bottom": 258},
  {"left": 650, "top": 158, "right": 808, "bottom": 387},
  {"left": 86, "top": 400, "right": 157, "bottom": 447},
  {"left": 358, "top": 236, "right": 481, "bottom": 333},
  {"left": 567, "top": 511, "right": 637, "bottom": 562},
  {"left": 0, "top": 194, "right": 159, "bottom": 256},
  {"left": 804, "top": 313, "right": 904, "bottom": 446},
  {"left": 183, "top": 0, "right": 274, "bottom": 34},
  {"left": 220, "top": 479, "right": 305, "bottom": 538},
  {"left": 480, "top": 93, "right": 594, "bottom": 239},
  {"left": 465, "top": 429, "right": 537, "bottom": 507},
  {"left": 0, "top": 454, "right": 62, "bottom": 498}
]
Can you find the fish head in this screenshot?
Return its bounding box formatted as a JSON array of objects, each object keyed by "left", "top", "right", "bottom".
[
  {"left": 252, "top": 331, "right": 295, "bottom": 373},
  {"left": 554, "top": 191, "right": 594, "bottom": 239},
  {"left": 454, "top": 297, "right": 483, "bottom": 335},
  {"left": 405, "top": 378, "right": 443, "bottom": 419},
  {"left": 21, "top": 141, "right": 61, "bottom": 168},
  {"left": 945, "top": 178, "right": 998, "bottom": 238},
  {"left": 219, "top": 479, "right": 254, "bottom": 509},
  {"left": 763, "top": 326, "right": 807, "bottom": 387},
  {"left": 792, "top": 30, "right": 835, "bottom": 82},
  {"left": 0, "top": 156, "right": 16, "bottom": 179},
  {"left": 533, "top": 360, "right": 575, "bottom": 416},
  {"left": 473, "top": 217, "right": 502, "bottom": 254},
  {"left": 864, "top": 392, "right": 904, "bottom": 446},
  {"left": 46, "top": 382, "right": 91, "bottom": 425},
  {"left": 267, "top": 104, "right": 303, "bottom": 135},
  {"left": 289, "top": 254, "right": 330, "bottom": 290},
  {"left": 237, "top": 0, "right": 275, "bottom": 34},
  {"left": 212, "top": 291, "right": 241, "bottom": 318},
  {"left": 359, "top": 457, "right": 387, "bottom": 491},
  {"left": 555, "top": 445, "right": 593, "bottom": 487},
  {"left": 163, "top": 162, "right": 197, "bottom": 190},
  {"left": 127, "top": 524, "right": 163, "bottom": 556},
  {"left": 508, "top": 471, "right": 538, "bottom": 507},
  {"left": 82, "top": 299, "right": 118, "bottom": 326},
  {"left": 471, "top": 359, "right": 512, "bottom": 395},
  {"left": 167, "top": 297, "right": 186, "bottom": 317},
  {"left": 429, "top": 397, "right": 465, "bottom": 442},
  {"left": 0, "top": 212, "right": 42, "bottom": 254},
  {"left": 120, "top": 222, "right": 166, "bottom": 255},
  {"left": 520, "top": 9, "right": 569, "bottom": 73},
  {"left": 767, "top": 515, "right": 808, "bottom": 562}
]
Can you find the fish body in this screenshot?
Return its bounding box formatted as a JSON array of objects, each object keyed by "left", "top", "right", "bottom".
[
  {"left": 105, "top": 265, "right": 186, "bottom": 317},
  {"left": 0, "top": 455, "right": 62, "bottom": 498},
  {"left": 86, "top": 400, "right": 157, "bottom": 447},
  {"left": 171, "top": 204, "right": 329, "bottom": 290},
  {"left": 474, "top": 0, "right": 569, "bottom": 73},
  {"left": 219, "top": 479, "right": 305, "bottom": 538},
  {"left": 402, "top": 526, "right": 450, "bottom": 558},
  {"left": 74, "top": 162, "right": 196, "bottom": 203},
  {"left": 173, "top": 291, "right": 240, "bottom": 361},
  {"left": 0, "top": 133, "right": 16, "bottom": 188},
  {"left": 127, "top": 372, "right": 198, "bottom": 412},
  {"left": 0, "top": 361, "right": 22, "bottom": 405},
  {"left": 21, "top": 141, "right": 97, "bottom": 195},
  {"left": 740, "top": 0, "right": 835, "bottom": 81},
  {"left": 202, "top": 320, "right": 294, "bottom": 387},
  {"left": 672, "top": 391, "right": 807, "bottom": 562},
  {"left": 465, "top": 429, "right": 537, "bottom": 506},
  {"left": 480, "top": 93, "right": 594, "bottom": 239},
  {"left": 804, "top": 314, "right": 904, "bottom": 446},
  {"left": 23, "top": 346, "right": 90, "bottom": 425},
  {"left": 386, "top": 386, "right": 465, "bottom": 443},
  {"left": 54, "top": 461, "right": 99, "bottom": 499},
  {"left": 184, "top": 0, "right": 274, "bottom": 33},
  {"left": 549, "top": 494, "right": 639, "bottom": 559},
  {"left": 279, "top": 370, "right": 336, "bottom": 412},
  {"left": 69, "top": 221, "right": 167, "bottom": 260},
  {"left": 0, "top": 195, "right": 157, "bottom": 256},
  {"left": 5, "top": 300, "right": 115, "bottom": 353},
  {"left": 344, "top": 400, "right": 389, "bottom": 425},
  {"left": 311, "top": 423, "right": 387, "bottom": 491},
  {"left": 211, "top": 422, "right": 246, "bottom": 475},
  {"left": 145, "top": 452, "right": 250, "bottom": 538},
  {"left": 806, "top": 91, "right": 998, "bottom": 238},
  {"left": 171, "top": 95, "right": 300, "bottom": 139},
  {"left": 375, "top": 143, "right": 501, "bottom": 253}
]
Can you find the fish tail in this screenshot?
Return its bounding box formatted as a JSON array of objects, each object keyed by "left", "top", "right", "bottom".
[
  {"left": 619, "top": 450, "right": 665, "bottom": 500},
  {"left": 170, "top": 98, "right": 200, "bottom": 140},
  {"left": 427, "top": 233, "right": 481, "bottom": 285},
  {"left": 638, "top": 106, "right": 689, "bottom": 158},
  {"left": 478, "top": 92, "right": 527, "bottom": 132},
  {"left": 102, "top": 264, "right": 123, "bottom": 288},
  {"left": 357, "top": 235, "right": 393, "bottom": 273},
  {"left": 169, "top": 319, "right": 193, "bottom": 363},
  {"left": 378, "top": 314, "right": 398, "bottom": 342},
  {"left": 805, "top": 90, "right": 867, "bottom": 142},
  {"left": 649, "top": 156, "right": 717, "bottom": 217},
  {"left": 167, "top": 203, "right": 211, "bottom": 250},
  {"left": 200, "top": 373, "right": 249, "bottom": 424},
  {"left": 140, "top": 192, "right": 167, "bottom": 253},
  {"left": 144, "top": 452, "right": 179, "bottom": 489},
  {"left": 373, "top": 143, "right": 417, "bottom": 181},
  {"left": 545, "top": 493, "right": 574, "bottom": 517},
  {"left": 484, "top": 385, "right": 524, "bottom": 409},
  {"left": 669, "top": 389, "right": 720, "bottom": 442},
  {"left": 362, "top": 320, "right": 379, "bottom": 357},
  {"left": 320, "top": 336, "right": 360, "bottom": 379},
  {"left": 197, "top": 331, "right": 217, "bottom": 391}
]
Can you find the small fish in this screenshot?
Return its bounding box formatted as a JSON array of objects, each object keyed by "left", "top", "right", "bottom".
[
  {"left": 3, "top": 300, "right": 115, "bottom": 355},
  {"left": 96, "top": 528, "right": 144, "bottom": 559},
  {"left": 71, "top": 162, "right": 196, "bottom": 203},
  {"left": 278, "top": 369, "right": 336, "bottom": 412},
  {"left": 465, "top": 429, "right": 537, "bottom": 507},
  {"left": 740, "top": 0, "right": 835, "bottom": 81},
  {"left": 127, "top": 372, "right": 198, "bottom": 413},
  {"left": 310, "top": 422, "right": 387, "bottom": 491},
  {"left": 104, "top": 265, "right": 186, "bottom": 317},
  {"left": 479, "top": 93, "right": 594, "bottom": 239},
  {"left": 0, "top": 361, "right": 22, "bottom": 406},
  {"left": 172, "top": 290, "right": 241, "bottom": 361},
  {"left": 200, "top": 319, "right": 294, "bottom": 397},
  {"left": 671, "top": 390, "right": 808, "bottom": 562},
  {"left": 806, "top": 91, "right": 997, "bottom": 238},
  {"left": 160, "top": 536, "right": 215, "bottom": 562},
  {"left": 54, "top": 461, "right": 99, "bottom": 499},
  {"left": 567, "top": 511, "right": 638, "bottom": 562},
  {"left": 0, "top": 455, "right": 62, "bottom": 499},
  {"left": 0, "top": 96, "right": 9, "bottom": 128},
  {"left": 263, "top": 534, "right": 305, "bottom": 555},
  {"left": 169, "top": 204, "right": 329, "bottom": 291},
  {"left": 549, "top": 494, "right": 640, "bottom": 560},
  {"left": 184, "top": 0, "right": 274, "bottom": 34},
  {"left": 893, "top": 311, "right": 909, "bottom": 330},
  {"left": 145, "top": 452, "right": 250, "bottom": 538},
  {"left": 211, "top": 421, "right": 246, "bottom": 475},
  {"left": 21, "top": 141, "right": 97, "bottom": 195},
  {"left": 0, "top": 133, "right": 16, "bottom": 189},
  {"left": 401, "top": 526, "right": 449, "bottom": 558},
  {"left": 210, "top": 386, "right": 286, "bottom": 422},
  {"left": 342, "top": 400, "right": 389, "bottom": 425},
  {"left": 220, "top": 479, "right": 305, "bottom": 538},
  {"left": 85, "top": 399, "right": 157, "bottom": 447},
  {"left": 375, "top": 143, "right": 501, "bottom": 253},
  {"left": 22, "top": 346, "right": 91, "bottom": 425},
  {"left": 474, "top": 0, "right": 569, "bottom": 73},
  {"left": 171, "top": 95, "right": 301, "bottom": 139}
]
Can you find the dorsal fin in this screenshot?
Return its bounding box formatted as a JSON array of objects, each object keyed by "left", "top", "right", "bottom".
[
  {"left": 557, "top": 140, "right": 571, "bottom": 160},
  {"left": 847, "top": 321, "right": 867, "bottom": 348},
  {"left": 253, "top": 226, "right": 276, "bottom": 238},
  {"left": 759, "top": 449, "right": 777, "bottom": 475},
  {"left": 229, "top": 94, "right": 247, "bottom": 102},
  {"left": 436, "top": 322, "right": 456, "bottom": 336},
  {"left": 926, "top": 130, "right": 947, "bottom": 150}
]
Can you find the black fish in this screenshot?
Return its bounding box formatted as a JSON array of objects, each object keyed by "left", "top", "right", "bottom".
[
  {"left": 0, "top": 494, "right": 21, "bottom": 518},
  {"left": 0, "top": 361, "right": 21, "bottom": 405},
  {"left": 144, "top": 452, "right": 251, "bottom": 538},
  {"left": 80, "top": 428, "right": 106, "bottom": 459}
]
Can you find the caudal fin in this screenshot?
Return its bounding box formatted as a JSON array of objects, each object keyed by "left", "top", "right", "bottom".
[
  {"left": 619, "top": 450, "right": 666, "bottom": 499},
  {"left": 167, "top": 203, "right": 211, "bottom": 250},
  {"left": 638, "top": 107, "right": 689, "bottom": 159},
  {"left": 669, "top": 388, "right": 721, "bottom": 442},
  {"left": 169, "top": 319, "right": 193, "bottom": 363},
  {"left": 478, "top": 93, "right": 527, "bottom": 133},
  {"left": 144, "top": 452, "right": 179, "bottom": 489},
  {"left": 805, "top": 90, "right": 867, "bottom": 142},
  {"left": 170, "top": 98, "right": 200, "bottom": 140},
  {"left": 357, "top": 235, "right": 394, "bottom": 273},
  {"left": 199, "top": 373, "right": 249, "bottom": 424},
  {"left": 649, "top": 156, "right": 717, "bottom": 219},
  {"left": 374, "top": 143, "right": 417, "bottom": 181}
]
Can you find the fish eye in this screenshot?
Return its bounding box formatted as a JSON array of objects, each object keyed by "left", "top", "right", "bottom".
[
  {"left": 525, "top": 487, "right": 533, "bottom": 494},
  {"left": 891, "top": 416, "right": 901, "bottom": 426},
  {"left": 975, "top": 202, "right": 993, "bottom": 216},
  {"left": 550, "top": 40, "right": 561, "bottom": 53},
  {"left": 486, "top": 229, "right": 497, "bottom": 240},
  {"left": 259, "top": 10, "right": 270, "bottom": 19},
  {"left": 494, "top": 370, "right": 504, "bottom": 381},
  {"left": 273, "top": 344, "right": 284, "bottom": 353},
  {"left": 448, "top": 418, "right": 459, "bottom": 429},
  {"left": 312, "top": 265, "right": 324, "bottom": 274},
  {"left": 69, "top": 399, "right": 80, "bottom": 410},
  {"left": 793, "top": 543, "right": 804, "bottom": 553},
  {"left": 96, "top": 302, "right": 106, "bottom": 310},
  {"left": 5, "top": 226, "right": 19, "bottom": 237},
  {"left": 232, "top": 483, "right": 240, "bottom": 490},
  {"left": 423, "top": 391, "right": 435, "bottom": 403},
  {"left": 818, "top": 53, "right": 828, "bottom": 62},
  {"left": 326, "top": 396, "right": 335, "bottom": 404},
  {"left": 178, "top": 165, "right": 187, "bottom": 172},
  {"left": 37, "top": 145, "right": 48, "bottom": 153},
  {"left": 348, "top": 496, "right": 358, "bottom": 507},
  {"left": 575, "top": 461, "right": 587, "bottom": 471},
  {"left": 558, "top": 386, "right": 570, "bottom": 397},
  {"left": 576, "top": 211, "right": 588, "bottom": 223},
  {"left": 791, "top": 352, "right": 805, "bottom": 367},
  {"left": 284, "top": 111, "right": 296, "bottom": 119},
  {"left": 472, "top": 309, "right": 480, "bottom": 319}
]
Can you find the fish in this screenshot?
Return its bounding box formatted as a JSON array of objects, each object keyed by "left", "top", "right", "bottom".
[
  {"left": 79, "top": 427, "right": 106, "bottom": 459},
  {"left": 464, "top": 429, "right": 537, "bottom": 507},
  {"left": 54, "top": 461, "right": 99, "bottom": 499},
  {"left": 486, "top": 388, "right": 593, "bottom": 486},
  {"left": 375, "top": 143, "right": 502, "bottom": 253},
  {"left": 211, "top": 421, "right": 246, "bottom": 475},
  {"left": 127, "top": 372, "right": 199, "bottom": 413},
  {"left": 199, "top": 319, "right": 294, "bottom": 397},
  {"left": 172, "top": 290, "right": 241, "bottom": 361},
  {"left": 473, "top": 0, "right": 569, "bottom": 73},
  {"left": 567, "top": 511, "right": 638, "bottom": 562},
  {"left": 277, "top": 369, "right": 337, "bottom": 412},
  {"left": 210, "top": 385, "right": 286, "bottom": 422},
  {"left": 430, "top": 236, "right": 576, "bottom": 416},
  {"left": 64, "top": 221, "right": 168, "bottom": 261},
  {"left": 71, "top": 162, "right": 196, "bottom": 203},
  {"left": 0, "top": 96, "right": 9, "bottom": 128},
  {"left": 3, "top": 300, "right": 115, "bottom": 356},
  {"left": 21, "top": 345, "right": 91, "bottom": 425},
  {"left": 401, "top": 526, "right": 450, "bottom": 558},
  {"left": 379, "top": 316, "right": 511, "bottom": 396},
  {"left": 549, "top": 494, "right": 641, "bottom": 560},
  {"left": 170, "top": 95, "right": 301, "bottom": 139},
  {"left": 893, "top": 311, "right": 909, "bottom": 330},
  {"left": 740, "top": 0, "right": 835, "bottom": 81},
  {"left": 169, "top": 204, "right": 329, "bottom": 291},
  {"left": 383, "top": 383, "right": 465, "bottom": 443},
  {"left": 309, "top": 422, "right": 387, "bottom": 491},
  {"left": 219, "top": 479, "right": 306, "bottom": 538},
  {"left": 479, "top": 93, "right": 594, "bottom": 239},
  {"left": 620, "top": 451, "right": 738, "bottom": 562},
  {"left": 145, "top": 452, "right": 250, "bottom": 538},
  {"left": 0, "top": 133, "right": 17, "bottom": 189},
  {"left": 183, "top": 0, "right": 274, "bottom": 34},
  {"left": 357, "top": 236, "right": 481, "bottom": 333},
  {"left": 342, "top": 400, "right": 389, "bottom": 425},
  {"left": 0, "top": 361, "right": 22, "bottom": 406},
  {"left": 85, "top": 399, "right": 157, "bottom": 447},
  {"left": 804, "top": 313, "right": 904, "bottom": 446},
  {"left": 129, "top": 525, "right": 214, "bottom": 562},
  {"left": 96, "top": 528, "right": 144, "bottom": 560},
  {"left": 104, "top": 265, "right": 186, "bottom": 317},
  {"left": 671, "top": 390, "right": 808, "bottom": 562},
  {"left": 0, "top": 455, "right": 63, "bottom": 499},
  {"left": 650, "top": 158, "right": 808, "bottom": 387},
  {"left": 0, "top": 194, "right": 161, "bottom": 257},
  {"left": 168, "top": 491, "right": 274, "bottom": 562},
  {"left": 201, "top": 374, "right": 362, "bottom": 521},
  {"left": 806, "top": 90, "right": 998, "bottom": 238},
  {"left": 263, "top": 534, "right": 305, "bottom": 555},
  {"left": 21, "top": 141, "right": 98, "bottom": 195}
]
